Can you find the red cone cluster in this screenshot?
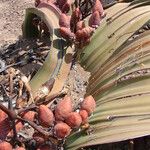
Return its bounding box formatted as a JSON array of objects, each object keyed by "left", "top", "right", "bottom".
[
  {"left": 58, "top": 1, "right": 105, "bottom": 48},
  {"left": 0, "top": 95, "right": 96, "bottom": 149},
  {"left": 58, "top": 6, "right": 95, "bottom": 48},
  {"left": 37, "top": 95, "right": 96, "bottom": 139},
  {"left": 34, "top": 0, "right": 105, "bottom": 48},
  {"left": 53, "top": 95, "right": 96, "bottom": 138}
]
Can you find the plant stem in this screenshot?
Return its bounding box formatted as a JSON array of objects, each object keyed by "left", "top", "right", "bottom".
[
  {"left": 17, "top": 104, "right": 37, "bottom": 114},
  {"left": 0, "top": 101, "right": 17, "bottom": 120},
  {"left": 36, "top": 91, "right": 67, "bottom": 105},
  {"left": 0, "top": 83, "right": 18, "bottom": 139}
]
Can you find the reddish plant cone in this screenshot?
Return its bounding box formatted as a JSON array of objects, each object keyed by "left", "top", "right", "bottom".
[
  {"left": 81, "top": 27, "right": 94, "bottom": 38},
  {"left": 0, "top": 110, "right": 11, "bottom": 140},
  {"left": 89, "top": 11, "right": 101, "bottom": 28},
  {"left": 65, "top": 112, "right": 82, "bottom": 128},
  {"left": 60, "top": 27, "right": 75, "bottom": 40},
  {"left": 0, "top": 110, "right": 7, "bottom": 122},
  {"left": 76, "top": 21, "right": 85, "bottom": 31},
  {"left": 76, "top": 27, "right": 94, "bottom": 41},
  {"left": 80, "top": 95, "right": 96, "bottom": 115},
  {"left": 55, "top": 96, "right": 73, "bottom": 121},
  {"left": 0, "top": 141, "right": 12, "bottom": 150},
  {"left": 59, "top": 13, "right": 71, "bottom": 28},
  {"left": 79, "top": 109, "right": 89, "bottom": 124},
  {"left": 22, "top": 111, "right": 36, "bottom": 122},
  {"left": 38, "top": 105, "right": 54, "bottom": 127},
  {"left": 92, "top": 0, "right": 104, "bottom": 16},
  {"left": 54, "top": 122, "right": 71, "bottom": 139}
]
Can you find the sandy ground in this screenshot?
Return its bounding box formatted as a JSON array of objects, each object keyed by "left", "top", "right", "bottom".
[{"left": 0, "top": 0, "right": 34, "bottom": 47}]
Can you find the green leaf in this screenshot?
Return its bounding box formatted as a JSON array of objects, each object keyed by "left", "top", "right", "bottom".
[
  {"left": 22, "top": 5, "right": 74, "bottom": 97},
  {"left": 66, "top": 2, "right": 150, "bottom": 149}
]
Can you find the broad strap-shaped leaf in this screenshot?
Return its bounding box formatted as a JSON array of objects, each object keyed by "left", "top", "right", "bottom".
[
  {"left": 80, "top": 6, "right": 150, "bottom": 73},
  {"left": 65, "top": 1, "right": 150, "bottom": 149},
  {"left": 22, "top": 3, "right": 74, "bottom": 97}
]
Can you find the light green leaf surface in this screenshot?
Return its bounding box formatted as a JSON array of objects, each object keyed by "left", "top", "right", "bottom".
[
  {"left": 66, "top": 1, "right": 150, "bottom": 149},
  {"left": 23, "top": 4, "right": 73, "bottom": 97}
]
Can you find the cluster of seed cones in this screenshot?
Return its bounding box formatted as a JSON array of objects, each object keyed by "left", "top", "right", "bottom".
[
  {"left": 34, "top": 0, "right": 105, "bottom": 48},
  {"left": 58, "top": 0, "right": 105, "bottom": 48},
  {"left": 0, "top": 95, "right": 96, "bottom": 149},
  {"left": 53, "top": 95, "right": 96, "bottom": 138}
]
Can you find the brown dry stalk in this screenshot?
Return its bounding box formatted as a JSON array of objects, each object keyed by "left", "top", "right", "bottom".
[
  {"left": 36, "top": 91, "right": 67, "bottom": 105},
  {"left": 17, "top": 104, "right": 37, "bottom": 114},
  {"left": 0, "top": 103, "right": 17, "bottom": 120}
]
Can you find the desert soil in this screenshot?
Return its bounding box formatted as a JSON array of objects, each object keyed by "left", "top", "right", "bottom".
[{"left": 0, "top": 0, "right": 34, "bottom": 48}]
